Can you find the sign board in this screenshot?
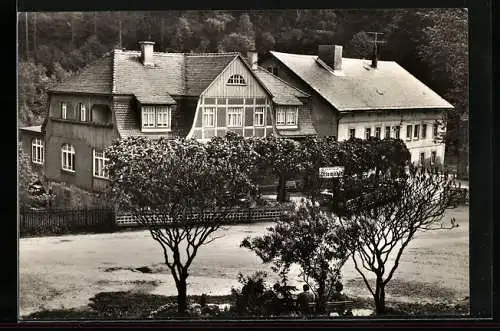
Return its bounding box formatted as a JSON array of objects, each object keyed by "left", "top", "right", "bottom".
[{"left": 319, "top": 166, "right": 345, "bottom": 178}]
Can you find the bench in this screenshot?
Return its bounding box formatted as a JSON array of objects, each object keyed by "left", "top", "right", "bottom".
[{"left": 308, "top": 301, "right": 354, "bottom": 317}]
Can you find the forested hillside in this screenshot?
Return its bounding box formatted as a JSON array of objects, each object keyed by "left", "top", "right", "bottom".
[{"left": 17, "top": 9, "right": 468, "bottom": 166}]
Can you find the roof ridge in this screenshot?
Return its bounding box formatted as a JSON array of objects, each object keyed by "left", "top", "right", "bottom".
[
  {"left": 255, "top": 66, "right": 311, "bottom": 97},
  {"left": 115, "top": 48, "right": 239, "bottom": 57}
]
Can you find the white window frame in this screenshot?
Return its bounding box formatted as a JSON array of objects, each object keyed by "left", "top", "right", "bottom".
[
  {"left": 276, "top": 109, "right": 286, "bottom": 126},
  {"left": 406, "top": 125, "right": 413, "bottom": 140},
  {"left": 93, "top": 149, "right": 109, "bottom": 179},
  {"left": 61, "top": 144, "right": 75, "bottom": 172},
  {"left": 203, "top": 107, "right": 216, "bottom": 128},
  {"left": 227, "top": 74, "right": 246, "bottom": 85},
  {"left": 227, "top": 107, "right": 243, "bottom": 127},
  {"left": 31, "top": 138, "right": 44, "bottom": 165},
  {"left": 79, "top": 103, "right": 87, "bottom": 122},
  {"left": 375, "top": 126, "right": 381, "bottom": 139},
  {"left": 384, "top": 126, "right": 391, "bottom": 139},
  {"left": 142, "top": 106, "right": 155, "bottom": 128},
  {"left": 61, "top": 102, "right": 67, "bottom": 119},
  {"left": 349, "top": 128, "right": 356, "bottom": 139},
  {"left": 254, "top": 107, "right": 265, "bottom": 127},
  {"left": 394, "top": 126, "right": 401, "bottom": 139},
  {"left": 365, "top": 127, "right": 371, "bottom": 139},
  {"left": 141, "top": 105, "right": 171, "bottom": 132},
  {"left": 276, "top": 107, "right": 298, "bottom": 128},
  {"left": 414, "top": 124, "right": 420, "bottom": 140},
  {"left": 156, "top": 106, "right": 172, "bottom": 129}
]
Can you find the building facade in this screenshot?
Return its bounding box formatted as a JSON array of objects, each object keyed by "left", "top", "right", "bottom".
[
  {"left": 259, "top": 45, "right": 452, "bottom": 166},
  {"left": 20, "top": 41, "right": 317, "bottom": 194}
]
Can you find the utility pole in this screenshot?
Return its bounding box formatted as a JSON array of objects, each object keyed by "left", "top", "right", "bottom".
[{"left": 365, "top": 32, "right": 386, "bottom": 68}]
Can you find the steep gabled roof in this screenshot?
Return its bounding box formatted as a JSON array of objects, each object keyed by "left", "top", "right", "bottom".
[
  {"left": 49, "top": 50, "right": 240, "bottom": 102},
  {"left": 270, "top": 51, "right": 454, "bottom": 111},
  {"left": 185, "top": 53, "right": 240, "bottom": 95},
  {"left": 49, "top": 55, "right": 114, "bottom": 94},
  {"left": 253, "top": 67, "right": 309, "bottom": 105}
]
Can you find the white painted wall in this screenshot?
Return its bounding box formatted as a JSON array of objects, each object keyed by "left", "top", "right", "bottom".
[{"left": 338, "top": 110, "right": 446, "bottom": 165}]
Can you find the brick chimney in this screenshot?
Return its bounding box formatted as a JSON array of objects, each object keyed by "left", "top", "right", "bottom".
[
  {"left": 247, "top": 50, "right": 258, "bottom": 70},
  {"left": 318, "top": 45, "right": 343, "bottom": 71},
  {"left": 139, "top": 41, "right": 155, "bottom": 67}
]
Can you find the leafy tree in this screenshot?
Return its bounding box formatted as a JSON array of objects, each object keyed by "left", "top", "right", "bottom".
[
  {"left": 242, "top": 201, "right": 348, "bottom": 313},
  {"left": 335, "top": 172, "right": 458, "bottom": 314},
  {"left": 18, "top": 61, "right": 56, "bottom": 126},
  {"left": 251, "top": 136, "right": 304, "bottom": 202},
  {"left": 105, "top": 136, "right": 254, "bottom": 315}
]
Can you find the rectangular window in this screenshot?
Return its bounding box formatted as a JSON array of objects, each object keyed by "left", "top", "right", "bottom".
[
  {"left": 420, "top": 152, "right": 425, "bottom": 165},
  {"left": 431, "top": 151, "right": 437, "bottom": 164},
  {"left": 365, "top": 127, "right": 371, "bottom": 139},
  {"left": 142, "top": 106, "right": 155, "bottom": 128},
  {"left": 79, "top": 103, "right": 87, "bottom": 122},
  {"left": 349, "top": 128, "right": 356, "bottom": 139},
  {"left": 286, "top": 108, "right": 297, "bottom": 126},
  {"left": 93, "top": 150, "right": 109, "bottom": 179},
  {"left": 156, "top": 106, "right": 171, "bottom": 128},
  {"left": 433, "top": 123, "right": 439, "bottom": 138},
  {"left": 406, "top": 125, "right": 412, "bottom": 139},
  {"left": 272, "top": 67, "right": 279, "bottom": 76},
  {"left": 276, "top": 109, "right": 286, "bottom": 126},
  {"left": 414, "top": 124, "right": 420, "bottom": 139},
  {"left": 31, "top": 138, "right": 44, "bottom": 165},
  {"left": 254, "top": 107, "right": 265, "bottom": 126},
  {"left": 227, "top": 107, "right": 243, "bottom": 127},
  {"left": 422, "top": 123, "right": 427, "bottom": 139},
  {"left": 142, "top": 106, "right": 171, "bottom": 130},
  {"left": 61, "top": 102, "right": 67, "bottom": 119},
  {"left": 203, "top": 107, "right": 215, "bottom": 127},
  {"left": 375, "top": 127, "right": 381, "bottom": 139},
  {"left": 61, "top": 144, "right": 75, "bottom": 172},
  {"left": 385, "top": 126, "right": 391, "bottom": 139},
  {"left": 394, "top": 126, "right": 400, "bottom": 139}
]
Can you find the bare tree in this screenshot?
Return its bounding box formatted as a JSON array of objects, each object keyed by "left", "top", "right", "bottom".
[{"left": 337, "top": 172, "right": 458, "bottom": 314}]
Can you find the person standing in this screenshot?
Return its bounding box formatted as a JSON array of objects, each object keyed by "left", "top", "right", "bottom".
[{"left": 296, "top": 284, "right": 315, "bottom": 317}]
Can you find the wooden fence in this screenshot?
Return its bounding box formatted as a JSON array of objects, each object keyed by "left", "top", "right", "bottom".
[
  {"left": 115, "top": 206, "right": 292, "bottom": 228},
  {"left": 19, "top": 207, "right": 116, "bottom": 237}
]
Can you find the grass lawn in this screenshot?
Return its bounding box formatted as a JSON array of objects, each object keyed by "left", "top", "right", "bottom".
[{"left": 19, "top": 206, "right": 469, "bottom": 319}]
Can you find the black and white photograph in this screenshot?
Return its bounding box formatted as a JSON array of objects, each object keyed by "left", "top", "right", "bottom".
[{"left": 18, "top": 9, "right": 470, "bottom": 321}]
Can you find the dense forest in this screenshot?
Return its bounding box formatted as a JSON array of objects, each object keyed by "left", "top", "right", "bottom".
[{"left": 17, "top": 9, "right": 468, "bottom": 168}]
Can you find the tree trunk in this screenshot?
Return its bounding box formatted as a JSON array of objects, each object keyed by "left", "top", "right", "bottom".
[
  {"left": 176, "top": 276, "right": 188, "bottom": 316},
  {"left": 373, "top": 276, "right": 386, "bottom": 315},
  {"left": 316, "top": 279, "right": 327, "bottom": 315},
  {"left": 118, "top": 13, "right": 122, "bottom": 48},
  {"left": 25, "top": 12, "right": 29, "bottom": 60},
  {"left": 33, "top": 12, "right": 37, "bottom": 61},
  {"left": 277, "top": 173, "right": 287, "bottom": 202}
]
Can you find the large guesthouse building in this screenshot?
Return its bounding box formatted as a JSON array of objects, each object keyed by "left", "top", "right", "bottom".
[{"left": 19, "top": 41, "right": 453, "bottom": 196}]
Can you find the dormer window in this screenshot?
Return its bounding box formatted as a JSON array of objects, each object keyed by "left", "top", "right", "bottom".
[
  {"left": 227, "top": 74, "right": 246, "bottom": 85},
  {"left": 276, "top": 107, "right": 298, "bottom": 128},
  {"left": 141, "top": 105, "right": 172, "bottom": 132}
]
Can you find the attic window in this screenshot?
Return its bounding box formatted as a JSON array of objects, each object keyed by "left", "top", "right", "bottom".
[{"left": 227, "top": 74, "right": 246, "bottom": 85}]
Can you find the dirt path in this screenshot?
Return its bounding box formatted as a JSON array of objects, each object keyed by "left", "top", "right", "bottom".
[{"left": 19, "top": 206, "right": 469, "bottom": 317}]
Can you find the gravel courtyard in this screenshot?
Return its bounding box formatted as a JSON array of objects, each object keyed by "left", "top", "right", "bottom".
[{"left": 19, "top": 206, "right": 469, "bottom": 318}]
